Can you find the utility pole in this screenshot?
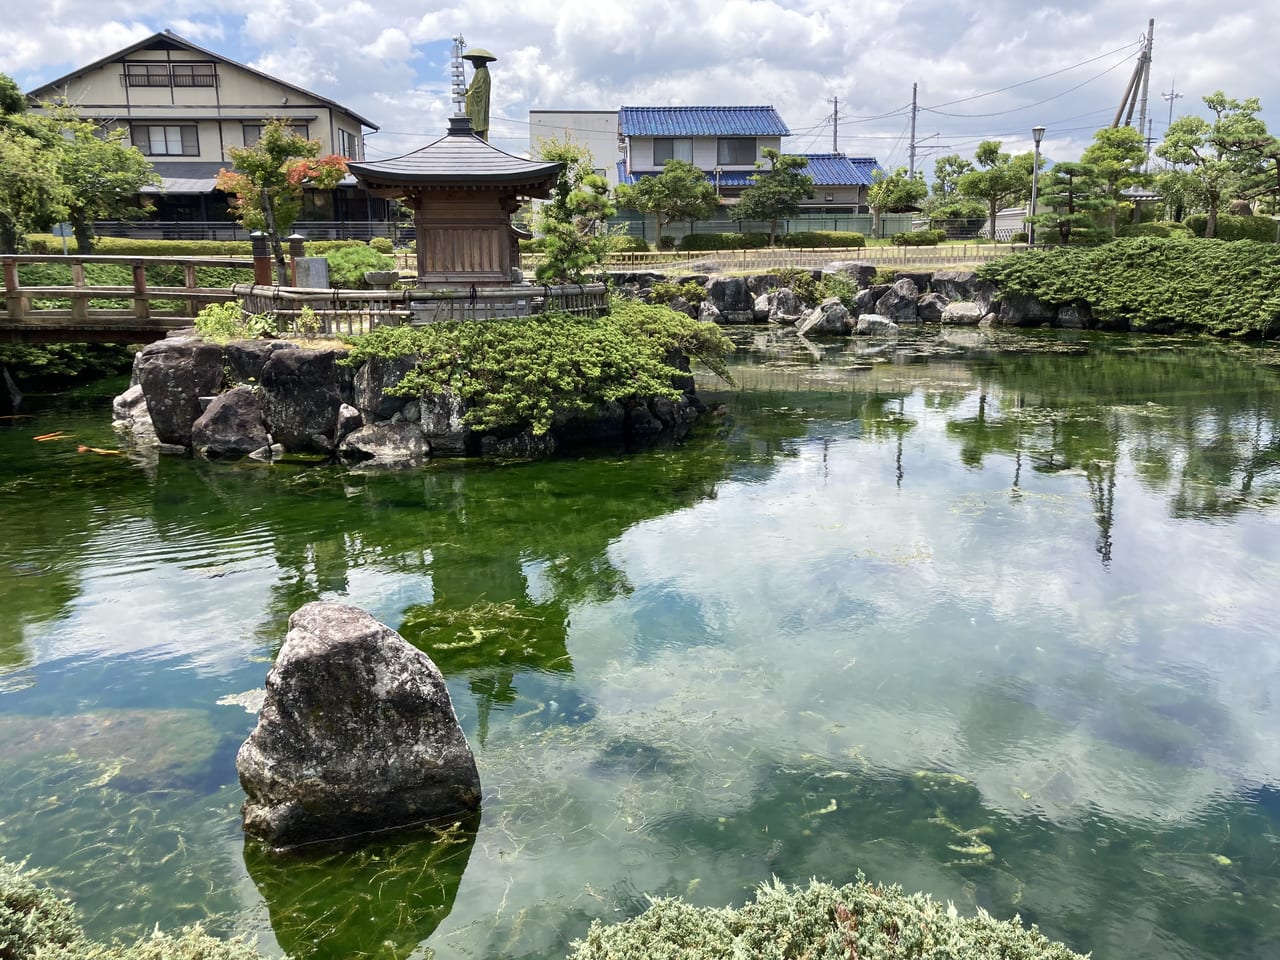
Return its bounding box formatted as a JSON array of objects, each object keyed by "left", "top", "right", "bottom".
[
  {"left": 828, "top": 96, "right": 839, "bottom": 153},
  {"left": 1162, "top": 78, "right": 1183, "bottom": 127},
  {"left": 1135, "top": 19, "right": 1154, "bottom": 140},
  {"left": 1112, "top": 19, "right": 1154, "bottom": 129},
  {"left": 907, "top": 82, "right": 918, "bottom": 178}
]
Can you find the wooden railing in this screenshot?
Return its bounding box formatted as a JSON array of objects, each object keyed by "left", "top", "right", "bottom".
[
  {"left": 2, "top": 253, "right": 247, "bottom": 342},
  {"left": 233, "top": 282, "right": 611, "bottom": 337}
]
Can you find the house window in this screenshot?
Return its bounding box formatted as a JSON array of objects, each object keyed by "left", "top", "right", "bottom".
[
  {"left": 124, "top": 63, "right": 172, "bottom": 87},
  {"left": 131, "top": 124, "right": 199, "bottom": 156},
  {"left": 653, "top": 138, "right": 693, "bottom": 165},
  {"left": 242, "top": 123, "right": 309, "bottom": 147},
  {"left": 717, "top": 137, "right": 756, "bottom": 165},
  {"left": 338, "top": 128, "right": 359, "bottom": 159},
  {"left": 171, "top": 63, "right": 216, "bottom": 87}
]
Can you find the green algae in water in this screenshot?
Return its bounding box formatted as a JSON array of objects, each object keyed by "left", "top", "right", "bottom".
[{"left": 3, "top": 336, "right": 1280, "bottom": 959}]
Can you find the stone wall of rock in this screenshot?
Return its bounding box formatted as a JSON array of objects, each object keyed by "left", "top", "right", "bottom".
[
  {"left": 115, "top": 334, "right": 704, "bottom": 466},
  {"left": 615, "top": 261, "right": 1103, "bottom": 336}
]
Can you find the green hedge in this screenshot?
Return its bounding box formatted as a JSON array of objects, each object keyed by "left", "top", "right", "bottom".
[
  {"left": 976, "top": 236, "right": 1280, "bottom": 336},
  {"left": 1115, "top": 221, "right": 1192, "bottom": 239},
  {"left": 677, "top": 232, "right": 771, "bottom": 251},
  {"left": 778, "top": 230, "right": 866, "bottom": 249},
  {"left": 607, "top": 234, "right": 651, "bottom": 252},
  {"left": 25, "top": 235, "right": 254, "bottom": 257},
  {"left": 22, "top": 235, "right": 376, "bottom": 258},
  {"left": 1183, "top": 213, "right": 1278, "bottom": 242},
  {"left": 891, "top": 228, "right": 947, "bottom": 247}
]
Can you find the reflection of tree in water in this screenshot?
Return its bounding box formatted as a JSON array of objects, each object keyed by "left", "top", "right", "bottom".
[
  {"left": 136, "top": 443, "right": 740, "bottom": 729},
  {"left": 945, "top": 345, "right": 1280, "bottom": 563}
]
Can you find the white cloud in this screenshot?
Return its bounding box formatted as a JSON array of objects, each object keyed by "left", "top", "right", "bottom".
[{"left": 1, "top": 2, "right": 1276, "bottom": 167}]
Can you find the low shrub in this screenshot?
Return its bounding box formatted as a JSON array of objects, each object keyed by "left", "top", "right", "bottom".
[
  {"left": 519, "top": 237, "right": 547, "bottom": 253},
  {"left": 607, "top": 234, "right": 650, "bottom": 252},
  {"left": 649, "top": 279, "right": 707, "bottom": 306},
  {"left": 341, "top": 297, "right": 733, "bottom": 436},
  {"left": 193, "top": 300, "right": 278, "bottom": 343},
  {"left": 1010, "top": 231, "right": 1029, "bottom": 243},
  {"left": 0, "top": 343, "right": 133, "bottom": 385},
  {"left": 677, "top": 232, "right": 770, "bottom": 251},
  {"left": 778, "top": 230, "right": 866, "bottom": 249},
  {"left": 818, "top": 271, "right": 860, "bottom": 310},
  {"left": 774, "top": 267, "right": 821, "bottom": 305},
  {"left": 0, "top": 856, "right": 265, "bottom": 960},
  {"left": 872, "top": 267, "right": 897, "bottom": 285},
  {"left": 0, "top": 856, "right": 84, "bottom": 959},
  {"left": 657, "top": 235, "right": 677, "bottom": 250},
  {"left": 322, "top": 245, "right": 397, "bottom": 288},
  {"left": 368, "top": 237, "right": 395, "bottom": 254},
  {"left": 892, "top": 228, "right": 947, "bottom": 247},
  {"left": 569, "top": 877, "right": 1089, "bottom": 960},
  {"left": 1183, "top": 213, "right": 1278, "bottom": 242},
  {"left": 1115, "top": 221, "right": 1191, "bottom": 239}
]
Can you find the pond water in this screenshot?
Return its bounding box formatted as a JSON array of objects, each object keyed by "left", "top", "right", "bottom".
[{"left": 3, "top": 326, "right": 1280, "bottom": 960}]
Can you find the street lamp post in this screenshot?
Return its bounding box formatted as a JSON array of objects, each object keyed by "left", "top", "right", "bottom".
[{"left": 1029, "top": 125, "right": 1046, "bottom": 247}]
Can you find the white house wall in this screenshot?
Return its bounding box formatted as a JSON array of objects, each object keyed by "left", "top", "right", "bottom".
[
  {"left": 627, "top": 136, "right": 783, "bottom": 174},
  {"left": 528, "top": 111, "right": 621, "bottom": 185},
  {"left": 30, "top": 50, "right": 366, "bottom": 163}
]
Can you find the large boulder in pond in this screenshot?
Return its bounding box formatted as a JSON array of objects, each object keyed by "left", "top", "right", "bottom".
[
  {"left": 134, "top": 338, "right": 224, "bottom": 446},
  {"left": 705, "top": 277, "right": 755, "bottom": 324},
  {"left": 876, "top": 279, "right": 919, "bottom": 322},
  {"left": 797, "top": 297, "right": 853, "bottom": 336},
  {"left": 236, "top": 602, "right": 481, "bottom": 849},
  {"left": 931, "top": 270, "right": 998, "bottom": 314},
  {"left": 192, "top": 386, "right": 270, "bottom": 459},
  {"left": 260, "top": 348, "right": 346, "bottom": 453}
]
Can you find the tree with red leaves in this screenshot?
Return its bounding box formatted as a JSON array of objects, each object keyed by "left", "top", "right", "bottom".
[{"left": 216, "top": 120, "right": 347, "bottom": 283}]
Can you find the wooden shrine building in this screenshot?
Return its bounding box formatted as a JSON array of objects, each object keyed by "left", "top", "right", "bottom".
[{"left": 348, "top": 116, "right": 561, "bottom": 288}]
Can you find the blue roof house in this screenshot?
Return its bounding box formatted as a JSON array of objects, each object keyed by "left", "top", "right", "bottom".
[{"left": 617, "top": 106, "right": 884, "bottom": 212}]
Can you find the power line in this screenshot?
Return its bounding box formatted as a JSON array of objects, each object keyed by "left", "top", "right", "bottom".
[
  {"left": 920, "top": 48, "right": 1137, "bottom": 119},
  {"left": 921, "top": 39, "right": 1144, "bottom": 110}
]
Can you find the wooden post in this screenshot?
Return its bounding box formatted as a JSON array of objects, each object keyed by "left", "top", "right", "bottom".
[
  {"left": 185, "top": 263, "right": 199, "bottom": 317},
  {"left": 250, "top": 232, "right": 273, "bottom": 285},
  {"left": 3, "top": 257, "right": 24, "bottom": 321},
  {"left": 132, "top": 261, "right": 149, "bottom": 319},
  {"left": 71, "top": 262, "right": 88, "bottom": 321}
]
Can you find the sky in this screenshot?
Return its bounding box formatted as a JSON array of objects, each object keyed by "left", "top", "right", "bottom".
[{"left": 3, "top": 1, "right": 1277, "bottom": 178}]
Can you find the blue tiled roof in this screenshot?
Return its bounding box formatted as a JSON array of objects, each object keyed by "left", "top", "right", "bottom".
[
  {"left": 618, "top": 154, "right": 883, "bottom": 188},
  {"left": 800, "top": 154, "right": 885, "bottom": 187},
  {"left": 619, "top": 106, "right": 790, "bottom": 137}
]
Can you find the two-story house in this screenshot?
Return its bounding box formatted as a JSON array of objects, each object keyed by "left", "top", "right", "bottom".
[
  {"left": 529, "top": 105, "right": 885, "bottom": 239},
  {"left": 617, "top": 106, "right": 883, "bottom": 213},
  {"left": 25, "top": 30, "right": 388, "bottom": 238}
]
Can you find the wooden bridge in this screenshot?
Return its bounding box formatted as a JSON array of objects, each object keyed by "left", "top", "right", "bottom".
[
  {"left": 2, "top": 254, "right": 610, "bottom": 344},
  {"left": 1, "top": 254, "right": 247, "bottom": 343}
]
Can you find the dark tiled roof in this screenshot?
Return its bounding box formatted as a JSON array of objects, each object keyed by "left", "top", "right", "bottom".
[
  {"left": 618, "top": 154, "right": 883, "bottom": 188},
  {"left": 349, "top": 118, "right": 562, "bottom": 190},
  {"left": 27, "top": 30, "right": 378, "bottom": 130},
  {"left": 619, "top": 106, "right": 789, "bottom": 137}
]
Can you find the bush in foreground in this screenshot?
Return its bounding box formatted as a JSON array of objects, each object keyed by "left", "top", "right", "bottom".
[
  {"left": 569, "top": 877, "right": 1089, "bottom": 960},
  {"left": 4, "top": 857, "right": 1087, "bottom": 960}
]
